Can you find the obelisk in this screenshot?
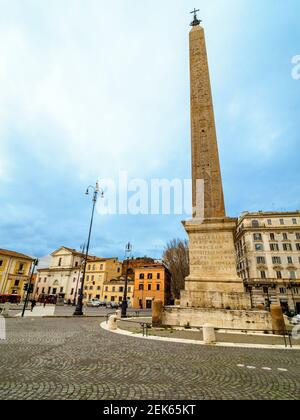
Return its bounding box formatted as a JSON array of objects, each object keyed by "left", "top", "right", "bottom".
[{"left": 181, "top": 11, "right": 251, "bottom": 310}]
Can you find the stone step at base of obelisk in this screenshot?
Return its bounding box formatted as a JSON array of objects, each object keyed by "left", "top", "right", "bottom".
[{"left": 180, "top": 290, "right": 252, "bottom": 311}]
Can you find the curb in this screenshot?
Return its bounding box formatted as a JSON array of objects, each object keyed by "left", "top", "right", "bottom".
[{"left": 100, "top": 322, "right": 300, "bottom": 351}]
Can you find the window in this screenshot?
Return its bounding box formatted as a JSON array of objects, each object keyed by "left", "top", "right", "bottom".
[
  {"left": 276, "top": 271, "right": 282, "bottom": 279},
  {"left": 91, "top": 275, "right": 94, "bottom": 281},
  {"left": 289, "top": 271, "right": 296, "bottom": 280},
  {"left": 18, "top": 263, "right": 24, "bottom": 272},
  {"left": 58, "top": 258, "right": 62, "bottom": 267},
  {"left": 92, "top": 265, "right": 95, "bottom": 271},
  {"left": 283, "top": 233, "right": 288, "bottom": 241},
  {"left": 86, "top": 276, "right": 89, "bottom": 281},
  {"left": 139, "top": 274, "right": 145, "bottom": 280},
  {"left": 14, "top": 280, "right": 20, "bottom": 286},
  {"left": 157, "top": 273, "right": 161, "bottom": 280},
  {"left": 270, "top": 233, "right": 275, "bottom": 241},
  {"left": 283, "top": 243, "right": 293, "bottom": 252},
  {"left": 253, "top": 233, "right": 262, "bottom": 241},
  {"left": 128, "top": 287, "right": 131, "bottom": 293},
  {"left": 85, "top": 286, "right": 88, "bottom": 290},
  {"left": 100, "top": 264, "right": 104, "bottom": 270},
  {"left": 156, "top": 284, "right": 161, "bottom": 291},
  {"left": 97, "top": 286, "right": 101, "bottom": 291},
  {"left": 139, "top": 284, "right": 144, "bottom": 291},
  {"left": 267, "top": 219, "right": 272, "bottom": 226},
  {"left": 252, "top": 220, "right": 259, "bottom": 228},
  {"left": 296, "top": 233, "right": 300, "bottom": 240},
  {"left": 119, "top": 287, "right": 124, "bottom": 293},
  {"left": 75, "top": 262, "right": 78, "bottom": 267},
  {"left": 36, "top": 288, "right": 39, "bottom": 294},
  {"left": 279, "top": 288, "right": 286, "bottom": 294},
  {"left": 272, "top": 257, "right": 282, "bottom": 265},
  {"left": 297, "top": 244, "right": 300, "bottom": 251},
  {"left": 105, "top": 287, "right": 108, "bottom": 292},
  {"left": 270, "top": 243, "right": 279, "bottom": 251},
  {"left": 0, "top": 260, "right": 3, "bottom": 267},
  {"left": 292, "top": 218, "right": 297, "bottom": 225},
  {"left": 112, "top": 287, "right": 115, "bottom": 292},
  {"left": 119, "top": 297, "right": 123, "bottom": 302},
  {"left": 256, "top": 257, "right": 266, "bottom": 265},
  {"left": 255, "top": 244, "right": 264, "bottom": 252},
  {"left": 89, "top": 286, "right": 93, "bottom": 290},
  {"left": 88, "top": 265, "right": 91, "bottom": 270},
  {"left": 293, "top": 288, "right": 299, "bottom": 295},
  {"left": 71, "top": 289, "right": 74, "bottom": 295},
  {"left": 147, "top": 273, "right": 153, "bottom": 280},
  {"left": 263, "top": 287, "right": 269, "bottom": 294},
  {"left": 111, "top": 296, "right": 115, "bottom": 302},
  {"left": 148, "top": 284, "right": 152, "bottom": 291},
  {"left": 287, "top": 257, "right": 293, "bottom": 265},
  {"left": 260, "top": 271, "right": 267, "bottom": 279},
  {"left": 280, "top": 219, "right": 284, "bottom": 225},
  {"left": 117, "top": 268, "right": 121, "bottom": 273},
  {"left": 42, "top": 288, "right": 45, "bottom": 294}
]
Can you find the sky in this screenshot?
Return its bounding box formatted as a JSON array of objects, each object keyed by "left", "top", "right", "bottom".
[{"left": 0, "top": 0, "right": 299, "bottom": 261}]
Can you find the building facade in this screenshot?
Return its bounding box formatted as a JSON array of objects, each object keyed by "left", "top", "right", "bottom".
[
  {"left": 102, "top": 276, "right": 134, "bottom": 306},
  {"left": 83, "top": 258, "right": 122, "bottom": 302},
  {"left": 0, "top": 249, "right": 34, "bottom": 298},
  {"left": 133, "top": 264, "right": 172, "bottom": 309},
  {"left": 235, "top": 211, "right": 300, "bottom": 314},
  {"left": 34, "top": 247, "right": 89, "bottom": 303}
]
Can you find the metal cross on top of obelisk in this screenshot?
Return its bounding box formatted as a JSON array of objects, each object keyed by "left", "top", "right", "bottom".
[{"left": 190, "top": 8, "right": 201, "bottom": 27}]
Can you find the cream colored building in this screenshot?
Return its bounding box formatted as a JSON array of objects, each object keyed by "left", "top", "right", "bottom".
[
  {"left": 0, "top": 249, "right": 34, "bottom": 298},
  {"left": 83, "top": 258, "right": 122, "bottom": 302},
  {"left": 102, "top": 277, "right": 134, "bottom": 306},
  {"left": 235, "top": 211, "right": 300, "bottom": 314},
  {"left": 34, "top": 247, "right": 90, "bottom": 302}
]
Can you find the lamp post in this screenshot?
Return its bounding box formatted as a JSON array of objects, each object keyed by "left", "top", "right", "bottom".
[
  {"left": 121, "top": 242, "right": 132, "bottom": 318},
  {"left": 22, "top": 258, "right": 39, "bottom": 318},
  {"left": 74, "top": 182, "right": 104, "bottom": 316},
  {"left": 73, "top": 244, "right": 86, "bottom": 306}
]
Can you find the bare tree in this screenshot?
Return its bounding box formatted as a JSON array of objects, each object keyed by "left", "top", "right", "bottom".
[{"left": 163, "top": 239, "right": 189, "bottom": 299}]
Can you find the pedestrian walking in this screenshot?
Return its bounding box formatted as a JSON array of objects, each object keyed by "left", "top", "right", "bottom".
[{"left": 30, "top": 299, "right": 36, "bottom": 312}]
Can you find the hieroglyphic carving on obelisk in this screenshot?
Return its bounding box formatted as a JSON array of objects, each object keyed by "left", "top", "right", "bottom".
[{"left": 189, "top": 11, "right": 226, "bottom": 219}]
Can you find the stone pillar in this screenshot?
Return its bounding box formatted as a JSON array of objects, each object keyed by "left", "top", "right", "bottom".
[
  {"left": 270, "top": 305, "right": 285, "bottom": 335},
  {"left": 1, "top": 303, "right": 10, "bottom": 318},
  {"left": 108, "top": 315, "right": 118, "bottom": 331},
  {"left": 203, "top": 324, "right": 216, "bottom": 345},
  {"left": 152, "top": 300, "right": 163, "bottom": 327}
]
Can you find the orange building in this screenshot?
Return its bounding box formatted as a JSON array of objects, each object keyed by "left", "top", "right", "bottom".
[{"left": 133, "top": 264, "right": 172, "bottom": 309}]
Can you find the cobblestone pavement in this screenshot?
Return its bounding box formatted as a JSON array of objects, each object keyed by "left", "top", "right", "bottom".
[{"left": 0, "top": 318, "right": 299, "bottom": 400}]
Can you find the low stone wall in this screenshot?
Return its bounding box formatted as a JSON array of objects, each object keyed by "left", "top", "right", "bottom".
[
  {"left": 180, "top": 290, "right": 251, "bottom": 310},
  {"left": 162, "top": 306, "right": 273, "bottom": 331}
]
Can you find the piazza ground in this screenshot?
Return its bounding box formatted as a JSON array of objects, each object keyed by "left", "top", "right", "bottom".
[{"left": 0, "top": 317, "right": 299, "bottom": 400}]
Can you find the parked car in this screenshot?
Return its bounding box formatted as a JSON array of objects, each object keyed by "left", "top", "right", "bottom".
[
  {"left": 291, "top": 314, "right": 300, "bottom": 325},
  {"left": 86, "top": 299, "right": 101, "bottom": 308},
  {"left": 107, "top": 302, "right": 119, "bottom": 309}
]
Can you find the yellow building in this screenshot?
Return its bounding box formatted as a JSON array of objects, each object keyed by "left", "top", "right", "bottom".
[
  {"left": 0, "top": 249, "right": 34, "bottom": 298},
  {"left": 102, "top": 276, "right": 134, "bottom": 306},
  {"left": 83, "top": 258, "right": 122, "bottom": 302}
]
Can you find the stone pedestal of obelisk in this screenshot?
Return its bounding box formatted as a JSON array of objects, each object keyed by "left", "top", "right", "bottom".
[{"left": 162, "top": 13, "right": 272, "bottom": 331}]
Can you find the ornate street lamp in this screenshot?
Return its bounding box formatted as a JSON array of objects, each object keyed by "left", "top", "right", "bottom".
[
  {"left": 74, "top": 182, "right": 104, "bottom": 316},
  {"left": 121, "top": 242, "right": 133, "bottom": 318}
]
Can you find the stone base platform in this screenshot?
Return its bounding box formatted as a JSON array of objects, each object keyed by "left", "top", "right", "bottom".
[
  {"left": 162, "top": 306, "right": 273, "bottom": 331},
  {"left": 180, "top": 290, "right": 251, "bottom": 310}
]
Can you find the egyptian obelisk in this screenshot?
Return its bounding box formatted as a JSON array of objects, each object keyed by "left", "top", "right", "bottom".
[{"left": 180, "top": 11, "right": 251, "bottom": 310}]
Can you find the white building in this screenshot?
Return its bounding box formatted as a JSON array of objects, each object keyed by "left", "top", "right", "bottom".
[
  {"left": 235, "top": 211, "right": 300, "bottom": 314},
  {"left": 34, "top": 247, "right": 91, "bottom": 303}
]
